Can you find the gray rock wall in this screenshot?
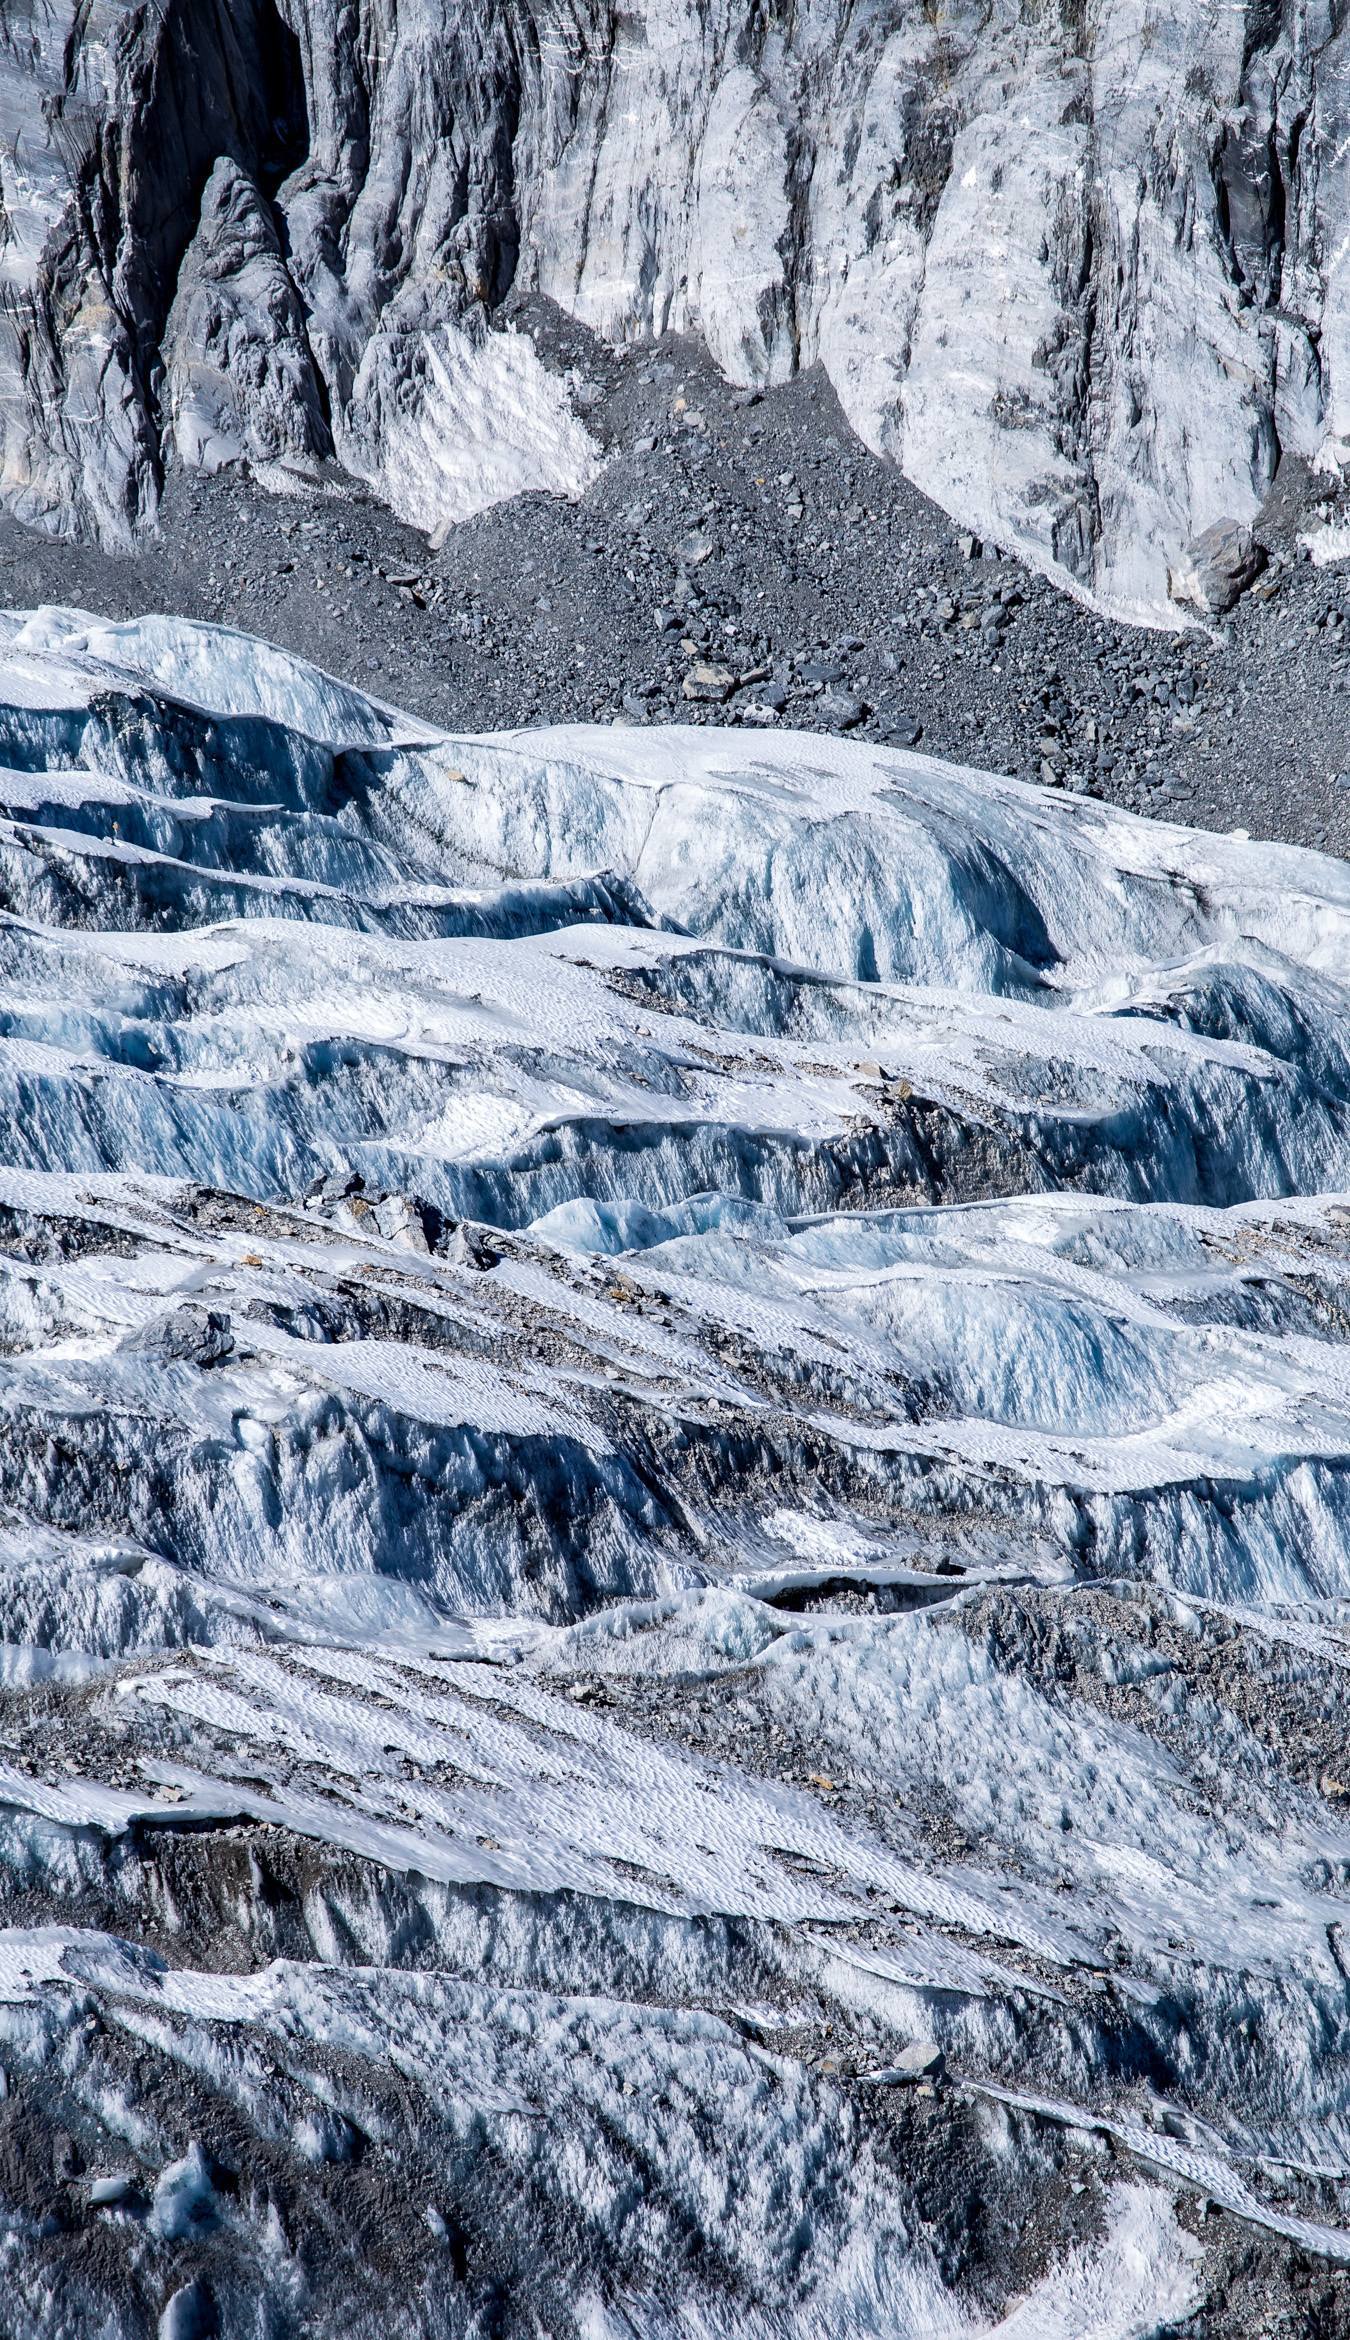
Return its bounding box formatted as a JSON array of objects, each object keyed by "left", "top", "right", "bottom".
[{"left": 0, "top": 0, "right": 1346, "bottom": 618}]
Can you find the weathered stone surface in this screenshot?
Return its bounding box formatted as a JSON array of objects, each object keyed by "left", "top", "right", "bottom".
[
  {"left": 0, "top": 0, "right": 1346, "bottom": 617},
  {"left": 1167, "top": 518, "right": 1268, "bottom": 617},
  {"left": 164, "top": 157, "right": 332, "bottom": 482},
  {"left": 681, "top": 662, "right": 736, "bottom": 701}
]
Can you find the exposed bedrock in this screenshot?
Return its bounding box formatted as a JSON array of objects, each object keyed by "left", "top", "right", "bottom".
[{"left": 2, "top": 0, "right": 1349, "bottom": 615}]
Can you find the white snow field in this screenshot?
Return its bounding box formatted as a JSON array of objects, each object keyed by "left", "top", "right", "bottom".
[{"left": 0, "top": 610, "right": 1349, "bottom": 2334}]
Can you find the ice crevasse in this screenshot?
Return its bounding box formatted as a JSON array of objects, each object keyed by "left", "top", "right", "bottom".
[{"left": 0, "top": 608, "right": 1345, "bottom": 2332}]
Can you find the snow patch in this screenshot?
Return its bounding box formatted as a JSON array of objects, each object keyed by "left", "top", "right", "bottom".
[{"left": 344, "top": 319, "right": 604, "bottom": 543}]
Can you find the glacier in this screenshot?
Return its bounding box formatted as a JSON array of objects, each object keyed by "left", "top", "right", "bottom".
[{"left": 0, "top": 612, "right": 1346, "bottom": 2331}]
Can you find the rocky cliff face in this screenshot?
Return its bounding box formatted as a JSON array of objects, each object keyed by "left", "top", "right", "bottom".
[{"left": 0, "top": 0, "right": 1345, "bottom": 619}]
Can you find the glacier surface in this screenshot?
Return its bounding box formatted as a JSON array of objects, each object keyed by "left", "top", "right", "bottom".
[{"left": 0, "top": 612, "right": 1345, "bottom": 2331}]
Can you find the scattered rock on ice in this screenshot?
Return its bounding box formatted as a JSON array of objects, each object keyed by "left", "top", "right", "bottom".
[{"left": 0, "top": 615, "right": 1338, "bottom": 2329}]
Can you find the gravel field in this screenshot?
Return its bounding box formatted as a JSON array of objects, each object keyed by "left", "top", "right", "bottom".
[{"left": 5, "top": 295, "right": 1350, "bottom": 854}]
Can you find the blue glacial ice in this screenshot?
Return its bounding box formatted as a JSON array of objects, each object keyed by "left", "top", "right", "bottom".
[{"left": 0, "top": 610, "right": 1343, "bottom": 2333}]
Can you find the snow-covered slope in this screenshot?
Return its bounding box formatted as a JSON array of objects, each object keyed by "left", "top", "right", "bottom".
[
  {"left": 0, "top": 0, "right": 1343, "bottom": 616},
  {"left": 0, "top": 611, "right": 1349, "bottom": 2333}
]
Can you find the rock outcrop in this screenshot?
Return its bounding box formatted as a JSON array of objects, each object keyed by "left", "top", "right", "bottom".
[
  {"left": 0, "top": 0, "right": 1346, "bottom": 618},
  {"left": 1167, "top": 516, "right": 1268, "bottom": 616},
  {"left": 163, "top": 155, "right": 333, "bottom": 484}
]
